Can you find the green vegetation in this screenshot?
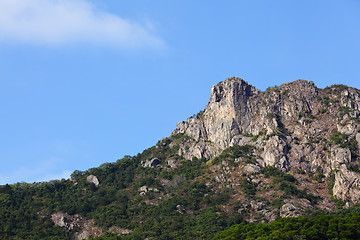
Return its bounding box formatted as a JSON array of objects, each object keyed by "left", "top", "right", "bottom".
[
  {"left": 278, "top": 182, "right": 320, "bottom": 204},
  {"left": 240, "top": 179, "right": 257, "bottom": 198},
  {"left": 261, "top": 166, "right": 320, "bottom": 204},
  {"left": 265, "top": 85, "right": 277, "bottom": 92},
  {"left": 349, "top": 163, "right": 360, "bottom": 174},
  {"left": 0, "top": 138, "right": 249, "bottom": 240},
  {"left": 281, "top": 89, "right": 289, "bottom": 97},
  {"left": 330, "top": 132, "right": 348, "bottom": 145},
  {"left": 326, "top": 171, "right": 336, "bottom": 195},
  {"left": 330, "top": 131, "right": 359, "bottom": 160},
  {"left": 243, "top": 132, "right": 253, "bottom": 137},
  {"left": 213, "top": 213, "right": 360, "bottom": 240},
  {"left": 324, "top": 84, "right": 349, "bottom": 94},
  {"left": 322, "top": 96, "right": 331, "bottom": 106},
  {"left": 265, "top": 113, "right": 290, "bottom": 139},
  {"left": 339, "top": 106, "right": 352, "bottom": 120},
  {"left": 313, "top": 173, "right": 325, "bottom": 183},
  {"left": 212, "top": 145, "right": 255, "bottom": 165},
  {"left": 298, "top": 110, "right": 316, "bottom": 125},
  {"left": 319, "top": 108, "right": 327, "bottom": 114},
  {"left": 261, "top": 166, "right": 296, "bottom": 183},
  {"left": 244, "top": 130, "right": 265, "bottom": 142},
  {"left": 195, "top": 109, "right": 205, "bottom": 119},
  {"left": 0, "top": 124, "right": 359, "bottom": 239}
]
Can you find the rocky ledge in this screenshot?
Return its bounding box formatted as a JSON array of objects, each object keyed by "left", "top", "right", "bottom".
[{"left": 173, "top": 77, "right": 360, "bottom": 202}]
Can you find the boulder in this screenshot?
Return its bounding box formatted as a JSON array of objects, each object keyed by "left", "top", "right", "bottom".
[
  {"left": 280, "top": 203, "right": 298, "bottom": 218},
  {"left": 262, "top": 136, "right": 289, "bottom": 169},
  {"left": 337, "top": 121, "right": 356, "bottom": 135},
  {"left": 86, "top": 175, "right": 100, "bottom": 187},
  {"left": 330, "top": 148, "right": 351, "bottom": 170},
  {"left": 139, "top": 186, "right": 148, "bottom": 192},
  {"left": 142, "top": 158, "right": 161, "bottom": 168},
  {"left": 333, "top": 164, "right": 360, "bottom": 201},
  {"left": 243, "top": 164, "right": 261, "bottom": 174},
  {"left": 167, "top": 159, "right": 179, "bottom": 169}
]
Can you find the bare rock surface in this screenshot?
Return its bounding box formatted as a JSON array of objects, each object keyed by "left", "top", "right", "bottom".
[
  {"left": 243, "top": 164, "right": 261, "bottom": 174},
  {"left": 280, "top": 199, "right": 312, "bottom": 218},
  {"left": 262, "top": 136, "right": 289, "bottom": 169},
  {"left": 51, "top": 212, "right": 134, "bottom": 239},
  {"left": 167, "top": 159, "right": 179, "bottom": 169},
  {"left": 171, "top": 77, "right": 360, "bottom": 203},
  {"left": 280, "top": 203, "right": 298, "bottom": 218},
  {"left": 333, "top": 164, "right": 360, "bottom": 201},
  {"left": 51, "top": 212, "right": 103, "bottom": 240},
  {"left": 356, "top": 133, "right": 360, "bottom": 151},
  {"left": 86, "top": 175, "right": 100, "bottom": 187},
  {"left": 142, "top": 158, "right": 161, "bottom": 168}
]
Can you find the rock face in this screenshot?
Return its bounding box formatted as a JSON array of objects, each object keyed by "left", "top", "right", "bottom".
[
  {"left": 172, "top": 77, "right": 360, "bottom": 202},
  {"left": 51, "top": 212, "right": 133, "bottom": 239},
  {"left": 243, "top": 164, "right": 261, "bottom": 174},
  {"left": 173, "top": 78, "right": 321, "bottom": 161},
  {"left": 333, "top": 164, "right": 360, "bottom": 201},
  {"left": 167, "top": 159, "right": 179, "bottom": 169},
  {"left": 262, "top": 136, "right": 289, "bottom": 169},
  {"left": 203, "top": 79, "right": 260, "bottom": 149},
  {"left": 279, "top": 199, "right": 312, "bottom": 218},
  {"left": 86, "top": 175, "right": 100, "bottom": 187},
  {"left": 51, "top": 212, "right": 103, "bottom": 240},
  {"left": 142, "top": 158, "right": 161, "bottom": 168},
  {"left": 280, "top": 203, "right": 298, "bottom": 218}
]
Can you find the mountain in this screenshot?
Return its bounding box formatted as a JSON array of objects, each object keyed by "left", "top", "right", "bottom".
[
  {"left": 1, "top": 77, "right": 360, "bottom": 239},
  {"left": 175, "top": 77, "right": 360, "bottom": 202}
]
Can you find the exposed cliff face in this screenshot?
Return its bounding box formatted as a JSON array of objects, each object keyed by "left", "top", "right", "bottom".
[
  {"left": 204, "top": 79, "right": 260, "bottom": 148},
  {"left": 50, "top": 212, "right": 132, "bottom": 239},
  {"left": 173, "top": 77, "right": 360, "bottom": 202}
]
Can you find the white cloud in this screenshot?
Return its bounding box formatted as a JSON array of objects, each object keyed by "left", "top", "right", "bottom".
[
  {"left": 0, "top": 158, "right": 71, "bottom": 184},
  {"left": 0, "top": 0, "right": 164, "bottom": 49},
  {"left": 38, "top": 169, "right": 72, "bottom": 182}
]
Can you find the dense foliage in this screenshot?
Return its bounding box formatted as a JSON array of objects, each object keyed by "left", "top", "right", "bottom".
[
  {"left": 0, "top": 133, "right": 358, "bottom": 239},
  {"left": 0, "top": 135, "right": 243, "bottom": 239},
  {"left": 212, "top": 213, "right": 360, "bottom": 240}
]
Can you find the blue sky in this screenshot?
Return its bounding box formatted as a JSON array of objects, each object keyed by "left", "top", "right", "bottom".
[{"left": 1, "top": 0, "right": 360, "bottom": 184}]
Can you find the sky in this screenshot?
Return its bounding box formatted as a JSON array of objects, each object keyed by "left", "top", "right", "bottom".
[{"left": 1, "top": 0, "right": 360, "bottom": 184}]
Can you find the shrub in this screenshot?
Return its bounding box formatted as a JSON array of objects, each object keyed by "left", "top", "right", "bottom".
[
  {"left": 330, "top": 132, "right": 348, "bottom": 145},
  {"left": 240, "top": 179, "right": 257, "bottom": 198}
]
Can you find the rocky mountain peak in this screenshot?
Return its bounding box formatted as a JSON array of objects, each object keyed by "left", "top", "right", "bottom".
[
  {"left": 209, "top": 77, "right": 259, "bottom": 103},
  {"left": 173, "top": 77, "right": 360, "bottom": 202}
]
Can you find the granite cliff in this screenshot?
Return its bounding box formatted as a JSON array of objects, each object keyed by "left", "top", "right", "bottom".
[{"left": 173, "top": 77, "right": 360, "bottom": 203}]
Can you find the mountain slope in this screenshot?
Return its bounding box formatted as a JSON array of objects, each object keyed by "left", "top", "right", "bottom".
[
  {"left": 175, "top": 77, "right": 360, "bottom": 202},
  {"left": 1, "top": 77, "right": 360, "bottom": 239}
]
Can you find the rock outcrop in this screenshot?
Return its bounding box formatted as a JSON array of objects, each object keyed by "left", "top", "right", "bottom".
[
  {"left": 86, "top": 175, "right": 100, "bottom": 187},
  {"left": 51, "top": 212, "right": 103, "bottom": 240},
  {"left": 333, "top": 164, "right": 360, "bottom": 201},
  {"left": 280, "top": 199, "right": 312, "bottom": 218},
  {"left": 172, "top": 77, "right": 360, "bottom": 203},
  {"left": 173, "top": 78, "right": 322, "bottom": 161},
  {"left": 142, "top": 158, "right": 161, "bottom": 168},
  {"left": 51, "top": 212, "right": 133, "bottom": 239}
]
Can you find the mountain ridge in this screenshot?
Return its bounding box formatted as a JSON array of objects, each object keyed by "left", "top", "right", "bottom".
[
  {"left": 2, "top": 77, "right": 360, "bottom": 239},
  {"left": 174, "top": 77, "right": 360, "bottom": 202}
]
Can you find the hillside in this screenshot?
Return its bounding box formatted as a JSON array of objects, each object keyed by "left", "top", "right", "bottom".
[{"left": 1, "top": 77, "right": 360, "bottom": 239}]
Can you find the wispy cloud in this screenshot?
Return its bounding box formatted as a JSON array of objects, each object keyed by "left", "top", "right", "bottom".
[
  {"left": 0, "top": 0, "right": 164, "bottom": 49},
  {"left": 38, "top": 169, "right": 72, "bottom": 183},
  {"left": 0, "top": 158, "right": 71, "bottom": 184}
]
